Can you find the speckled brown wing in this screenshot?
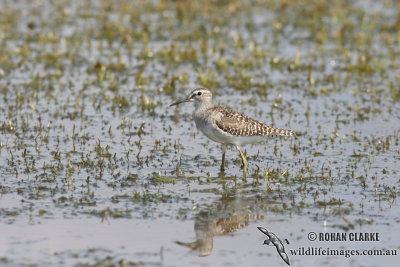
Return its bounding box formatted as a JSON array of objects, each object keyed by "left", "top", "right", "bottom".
[{"left": 213, "top": 106, "right": 294, "bottom": 137}]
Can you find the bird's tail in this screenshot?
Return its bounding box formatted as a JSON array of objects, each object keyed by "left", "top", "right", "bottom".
[{"left": 269, "top": 127, "right": 295, "bottom": 137}]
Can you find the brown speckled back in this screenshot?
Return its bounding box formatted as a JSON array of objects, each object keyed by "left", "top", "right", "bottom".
[{"left": 212, "top": 106, "right": 294, "bottom": 137}]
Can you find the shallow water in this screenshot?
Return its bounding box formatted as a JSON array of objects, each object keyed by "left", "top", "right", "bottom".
[{"left": 0, "top": 0, "right": 399, "bottom": 266}]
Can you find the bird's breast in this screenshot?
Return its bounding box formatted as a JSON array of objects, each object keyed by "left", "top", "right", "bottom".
[{"left": 193, "top": 111, "right": 229, "bottom": 144}]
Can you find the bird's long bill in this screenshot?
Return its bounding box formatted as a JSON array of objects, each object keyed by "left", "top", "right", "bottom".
[{"left": 169, "top": 98, "right": 189, "bottom": 106}]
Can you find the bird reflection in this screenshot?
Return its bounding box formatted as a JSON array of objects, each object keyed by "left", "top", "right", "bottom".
[{"left": 175, "top": 197, "right": 263, "bottom": 257}]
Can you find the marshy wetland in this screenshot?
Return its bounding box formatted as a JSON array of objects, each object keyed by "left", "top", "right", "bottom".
[{"left": 0, "top": 0, "right": 399, "bottom": 266}]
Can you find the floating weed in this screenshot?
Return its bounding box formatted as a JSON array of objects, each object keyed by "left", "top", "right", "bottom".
[
  {"left": 112, "top": 94, "right": 130, "bottom": 112},
  {"left": 138, "top": 93, "right": 156, "bottom": 115},
  {"left": 197, "top": 68, "right": 217, "bottom": 91},
  {"left": 152, "top": 171, "right": 177, "bottom": 184}
]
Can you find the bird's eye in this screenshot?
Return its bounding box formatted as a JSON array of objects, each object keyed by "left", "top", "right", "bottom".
[{"left": 197, "top": 92, "right": 202, "bottom": 96}]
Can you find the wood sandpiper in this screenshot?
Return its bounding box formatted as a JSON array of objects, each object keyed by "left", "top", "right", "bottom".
[{"left": 170, "top": 88, "right": 295, "bottom": 176}]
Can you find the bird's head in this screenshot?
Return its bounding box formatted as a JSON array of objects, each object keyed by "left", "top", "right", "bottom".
[{"left": 170, "top": 88, "right": 212, "bottom": 108}]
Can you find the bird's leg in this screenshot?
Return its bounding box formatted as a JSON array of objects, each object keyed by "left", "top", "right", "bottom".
[
  {"left": 236, "top": 146, "right": 247, "bottom": 176},
  {"left": 220, "top": 144, "right": 226, "bottom": 173}
]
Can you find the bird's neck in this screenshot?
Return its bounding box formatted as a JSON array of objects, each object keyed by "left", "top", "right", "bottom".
[{"left": 194, "top": 99, "right": 213, "bottom": 113}]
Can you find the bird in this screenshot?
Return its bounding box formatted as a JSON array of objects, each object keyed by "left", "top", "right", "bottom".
[
  {"left": 169, "top": 88, "right": 294, "bottom": 176},
  {"left": 257, "top": 227, "right": 290, "bottom": 266}
]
